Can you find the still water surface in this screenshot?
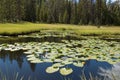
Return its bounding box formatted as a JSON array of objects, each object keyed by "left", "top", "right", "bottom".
[{"left": 0, "top": 50, "right": 112, "bottom": 80}]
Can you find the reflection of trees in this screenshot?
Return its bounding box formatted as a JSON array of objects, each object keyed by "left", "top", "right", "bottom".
[
  {"left": 81, "top": 60, "right": 113, "bottom": 80},
  {"left": 0, "top": 50, "right": 36, "bottom": 72},
  {"left": 0, "top": 50, "right": 24, "bottom": 69},
  {"left": 0, "top": 51, "right": 6, "bottom": 62},
  {"left": 29, "top": 63, "right": 36, "bottom": 72}
]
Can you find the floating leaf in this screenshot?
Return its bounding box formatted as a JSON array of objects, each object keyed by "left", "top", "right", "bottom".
[
  {"left": 30, "top": 59, "right": 43, "bottom": 63},
  {"left": 73, "top": 62, "right": 85, "bottom": 67},
  {"left": 27, "top": 57, "right": 37, "bottom": 61},
  {"left": 26, "top": 54, "right": 35, "bottom": 58},
  {"left": 52, "top": 63, "right": 64, "bottom": 67},
  {"left": 61, "top": 61, "right": 72, "bottom": 65},
  {"left": 60, "top": 68, "right": 73, "bottom": 76},
  {"left": 46, "top": 66, "right": 59, "bottom": 73}
]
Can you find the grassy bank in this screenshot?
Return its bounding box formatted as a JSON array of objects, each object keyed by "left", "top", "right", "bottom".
[{"left": 0, "top": 23, "right": 120, "bottom": 36}]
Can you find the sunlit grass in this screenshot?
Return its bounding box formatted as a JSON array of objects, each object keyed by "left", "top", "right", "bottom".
[{"left": 0, "top": 23, "right": 120, "bottom": 36}]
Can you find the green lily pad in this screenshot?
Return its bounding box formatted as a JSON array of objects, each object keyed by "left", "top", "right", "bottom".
[
  {"left": 73, "top": 62, "right": 85, "bottom": 67},
  {"left": 30, "top": 59, "right": 43, "bottom": 63},
  {"left": 26, "top": 54, "right": 35, "bottom": 58},
  {"left": 52, "top": 63, "right": 64, "bottom": 67},
  {"left": 61, "top": 61, "right": 72, "bottom": 65},
  {"left": 60, "top": 68, "right": 73, "bottom": 76},
  {"left": 27, "top": 57, "right": 37, "bottom": 61},
  {"left": 46, "top": 66, "right": 59, "bottom": 73}
]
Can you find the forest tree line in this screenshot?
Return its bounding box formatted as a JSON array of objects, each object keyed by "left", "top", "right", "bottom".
[{"left": 0, "top": 0, "right": 120, "bottom": 25}]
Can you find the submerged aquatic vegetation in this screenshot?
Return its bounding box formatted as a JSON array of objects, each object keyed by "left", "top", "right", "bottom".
[{"left": 0, "top": 38, "right": 120, "bottom": 76}]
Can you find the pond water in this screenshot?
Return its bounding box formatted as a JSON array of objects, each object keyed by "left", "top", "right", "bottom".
[
  {"left": 0, "top": 36, "right": 120, "bottom": 80},
  {"left": 0, "top": 50, "right": 112, "bottom": 80}
]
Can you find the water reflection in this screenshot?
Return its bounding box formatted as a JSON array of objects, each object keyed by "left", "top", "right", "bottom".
[
  {"left": 0, "top": 50, "right": 37, "bottom": 80},
  {"left": 0, "top": 50, "right": 113, "bottom": 80},
  {"left": 0, "top": 50, "right": 24, "bottom": 67},
  {"left": 99, "top": 62, "right": 120, "bottom": 80}
]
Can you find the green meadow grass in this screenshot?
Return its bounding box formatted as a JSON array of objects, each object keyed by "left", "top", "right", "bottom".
[{"left": 0, "top": 23, "right": 120, "bottom": 36}]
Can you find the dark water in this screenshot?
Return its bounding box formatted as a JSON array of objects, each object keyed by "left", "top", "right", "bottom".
[
  {"left": 0, "top": 36, "right": 85, "bottom": 44},
  {"left": 0, "top": 50, "right": 113, "bottom": 80}
]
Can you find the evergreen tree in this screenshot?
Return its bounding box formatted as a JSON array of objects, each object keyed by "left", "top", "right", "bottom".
[
  {"left": 95, "top": 0, "right": 102, "bottom": 27},
  {"left": 25, "top": 0, "right": 36, "bottom": 22},
  {"left": 0, "top": 0, "right": 119, "bottom": 25},
  {"left": 71, "top": 0, "right": 78, "bottom": 24},
  {"left": 63, "top": 10, "right": 69, "bottom": 24}
]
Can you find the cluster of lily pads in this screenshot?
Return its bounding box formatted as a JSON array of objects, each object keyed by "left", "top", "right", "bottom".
[
  {"left": 19, "top": 30, "right": 78, "bottom": 38},
  {"left": 0, "top": 39, "right": 120, "bottom": 76}
]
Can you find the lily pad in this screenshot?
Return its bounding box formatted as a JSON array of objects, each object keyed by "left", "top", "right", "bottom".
[
  {"left": 73, "top": 62, "right": 85, "bottom": 67},
  {"left": 30, "top": 59, "right": 43, "bottom": 63},
  {"left": 26, "top": 54, "right": 35, "bottom": 58},
  {"left": 27, "top": 57, "right": 37, "bottom": 61},
  {"left": 52, "top": 63, "right": 64, "bottom": 67},
  {"left": 60, "top": 68, "right": 73, "bottom": 76},
  {"left": 46, "top": 66, "right": 59, "bottom": 73}
]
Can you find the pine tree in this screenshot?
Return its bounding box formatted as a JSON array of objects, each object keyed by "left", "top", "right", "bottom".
[
  {"left": 71, "top": 0, "right": 78, "bottom": 24},
  {"left": 63, "top": 10, "right": 69, "bottom": 23},
  {"left": 0, "top": 0, "right": 120, "bottom": 25},
  {"left": 95, "top": 0, "right": 102, "bottom": 28},
  {"left": 25, "top": 0, "right": 36, "bottom": 22}
]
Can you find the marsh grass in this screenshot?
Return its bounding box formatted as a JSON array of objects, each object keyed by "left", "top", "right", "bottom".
[
  {"left": 0, "top": 69, "right": 119, "bottom": 80},
  {"left": 0, "top": 23, "right": 120, "bottom": 36},
  {"left": 0, "top": 71, "right": 32, "bottom": 80}
]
